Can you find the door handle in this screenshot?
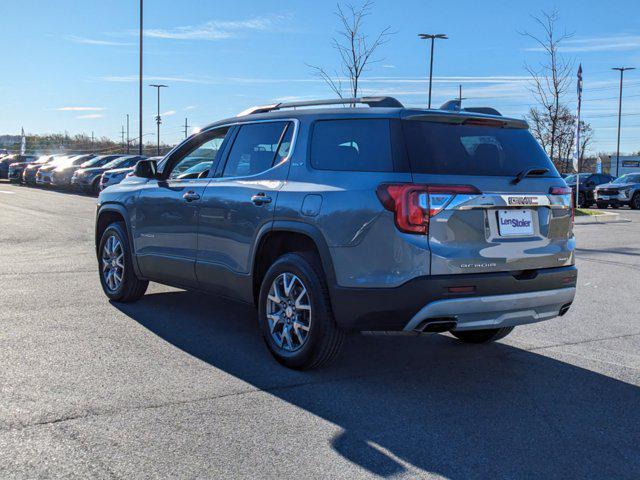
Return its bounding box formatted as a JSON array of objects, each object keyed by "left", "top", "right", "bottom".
[
  {"left": 183, "top": 191, "right": 201, "bottom": 202},
  {"left": 251, "top": 193, "right": 272, "bottom": 206}
]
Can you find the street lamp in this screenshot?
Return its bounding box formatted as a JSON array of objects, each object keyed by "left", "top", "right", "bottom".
[
  {"left": 612, "top": 67, "right": 635, "bottom": 176},
  {"left": 139, "top": 0, "right": 143, "bottom": 156},
  {"left": 149, "top": 84, "right": 168, "bottom": 156},
  {"left": 418, "top": 33, "right": 448, "bottom": 109}
]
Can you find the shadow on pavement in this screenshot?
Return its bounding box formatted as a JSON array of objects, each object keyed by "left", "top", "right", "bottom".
[{"left": 114, "top": 291, "right": 640, "bottom": 479}]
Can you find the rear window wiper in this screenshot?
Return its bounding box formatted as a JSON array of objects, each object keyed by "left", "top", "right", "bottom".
[{"left": 512, "top": 167, "right": 549, "bottom": 185}]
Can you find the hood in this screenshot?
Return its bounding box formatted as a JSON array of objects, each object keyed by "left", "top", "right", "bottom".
[
  {"left": 80, "top": 166, "right": 110, "bottom": 174},
  {"left": 38, "top": 165, "right": 58, "bottom": 172},
  {"left": 9, "top": 161, "right": 31, "bottom": 168},
  {"left": 105, "top": 167, "right": 134, "bottom": 175},
  {"left": 596, "top": 182, "right": 634, "bottom": 189}
]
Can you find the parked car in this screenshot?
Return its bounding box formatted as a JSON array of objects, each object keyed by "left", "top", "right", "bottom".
[
  {"left": 99, "top": 156, "right": 161, "bottom": 191},
  {"left": 564, "top": 173, "right": 615, "bottom": 207},
  {"left": 36, "top": 155, "right": 74, "bottom": 186},
  {"left": 76, "top": 155, "right": 145, "bottom": 193},
  {"left": 70, "top": 154, "right": 125, "bottom": 193},
  {"left": 594, "top": 173, "right": 640, "bottom": 209},
  {"left": 49, "top": 154, "right": 97, "bottom": 188},
  {"left": 4, "top": 154, "right": 37, "bottom": 182},
  {"left": 22, "top": 155, "right": 55, "bottom": 185},
  {"left": 1, "top": 154, "right": 36, "bottom": 179},
  {"left": 95, "top": 97, "right": 576, "bottom": 369}
]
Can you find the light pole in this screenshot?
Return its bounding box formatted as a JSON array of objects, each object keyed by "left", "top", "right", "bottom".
[
  {"left": 126, "top": 114, "right": 130, "bottom": 154},
  {"left": 418, "top": 33, "right": 448, "bottom": 109},
  {"left": 139, "top": 0, "right": 143, "bottom": 156},
  {"left": 149, "top": 84, "right": 168, "bottom": 156},
  {"left": 612, "top": 67, "right": 635, "bottom": 176}
]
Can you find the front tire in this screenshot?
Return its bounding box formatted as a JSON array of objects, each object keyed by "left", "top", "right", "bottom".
[
  {"left": 596, "top": 201, "right": 608, "bottom": 209},
  {"left": 258, "top": 252, "right": 345, "bottom": 370},
  {"left": 98, "top": 222, "right": 148, "bottom": 302},
  {"left": 630, "top": 193, "right": 640, "bottom": 210},
  {"left": 451, "top": 327, "right": 514, "bottom": 344}
]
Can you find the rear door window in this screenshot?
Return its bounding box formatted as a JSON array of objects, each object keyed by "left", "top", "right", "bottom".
[
  {"left": 310, "top": 119, "right": 393, "bottom": 171},
  {"left": 402, "top": 120, "right": 558, "bottom": 176},
  {"left": 223, "top": 122, "right": 292, "bottom": 178}
]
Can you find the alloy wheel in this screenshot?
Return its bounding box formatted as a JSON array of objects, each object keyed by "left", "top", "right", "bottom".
[
  {"left": 266, "top": 273, "right": 312, "bottom": 352},
  {"left": 102, "top": 235, "right": 124, "bottom": 292}
]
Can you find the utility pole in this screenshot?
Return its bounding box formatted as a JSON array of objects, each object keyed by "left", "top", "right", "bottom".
[
  {"left": 612, "top": 67, "right": 635, "bottom": 176},
  {"left": 126, "top": 114, "right": 130, "bottom": 154},
  {"left": 184, "top": 118, "right": 190, "bottom": 139},
  {"left": 458, "top": 84, "right": 462, "bottom": 109},
  {"left": 418, "top": 33, "right": 448, "bottom": 109},
  {"left": 138, "top": 0, "right": 143, "bottom": 156},
  {"left": 149, "top": 84, "right": 168, "bottom": 156},
  {"left": 91, "top": 131, "right": 95, "bottom": 151},
  {"left": 121, "top": 126, "right": 126, "bottom": 153}
]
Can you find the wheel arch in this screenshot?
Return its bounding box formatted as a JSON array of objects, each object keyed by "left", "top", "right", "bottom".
[
  {"left": 95, "top": 203, "right": 144, "bottom": 278},
  {"left": 251, "top": 221, "right": 337, "bottom": 306}
]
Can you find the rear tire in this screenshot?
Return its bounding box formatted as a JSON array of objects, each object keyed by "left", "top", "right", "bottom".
[
  {"left": 98, "top": 222, "right": 148, "bottom": 302},
  {"left": 91, "top": 178, "right": 101, "bottom": 196},
  {"left": 630, "top": 193, "right": 640, "bottom": 210},
  {"left": 451, "top": 327, "right": 514, "bottom": 344},
  {"left": 596, "top": 201, "right": 608, "bottom": 209},
  {"left": 258, "top": 252, "right": 345, "bottom": 370}
]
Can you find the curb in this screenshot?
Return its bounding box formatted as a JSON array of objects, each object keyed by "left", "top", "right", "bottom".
[{"left": 574, "top": 212, "right": 631, "bottom": 225}]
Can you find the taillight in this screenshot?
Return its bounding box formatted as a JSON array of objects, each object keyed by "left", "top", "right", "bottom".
[
  {"left": 376, "top": 184, "right": 480, "bottom": 234},
  {"left": 550, "top": 186, "right": 574, "bottom": 227}
]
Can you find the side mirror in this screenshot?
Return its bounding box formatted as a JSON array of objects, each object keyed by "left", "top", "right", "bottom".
[{"left": 134, "top": 159, "right": 158, "bottom": 179}]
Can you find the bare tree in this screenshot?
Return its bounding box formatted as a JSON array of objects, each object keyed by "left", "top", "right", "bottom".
[
  {"left": 308, "top": 1, "right": 393, "bottom": 99},
  {"left": 522, "top": 10, "right": 574, "bottom": 162}
]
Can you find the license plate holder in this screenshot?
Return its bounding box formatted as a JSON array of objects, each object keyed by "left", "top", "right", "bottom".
[{"left": 498, "top": 209, "right": 534, "bottom": 236}]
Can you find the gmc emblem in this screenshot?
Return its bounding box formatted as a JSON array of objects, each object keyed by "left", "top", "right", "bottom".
[{"left": 508, "top": 196, "right": 538, "bottom": 206}]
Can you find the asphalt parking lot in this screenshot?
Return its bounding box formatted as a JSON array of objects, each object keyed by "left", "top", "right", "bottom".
[{"left": 1, "top": 183, "right": 639, "bottom": 479}]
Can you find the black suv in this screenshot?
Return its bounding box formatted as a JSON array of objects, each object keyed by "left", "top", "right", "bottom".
[{"left": 564, "top": 173, "right": 615, "bottom": 207}]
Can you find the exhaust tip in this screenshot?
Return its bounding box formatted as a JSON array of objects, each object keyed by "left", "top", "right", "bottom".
[
  {"left": 415, "top": 318, "right": 457, "bottom": 333},
  {"left": 559, "top": 303, "right": 572, "bottom": 316}
]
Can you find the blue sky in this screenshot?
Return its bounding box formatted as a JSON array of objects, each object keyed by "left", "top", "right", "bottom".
[{"left": 1, "top": 0, "right": 639, "bottom": 153}]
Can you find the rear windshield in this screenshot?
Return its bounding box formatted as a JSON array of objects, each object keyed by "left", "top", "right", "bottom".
[{"left": 402, "top": 120, "right": 558, "bottom": 176}]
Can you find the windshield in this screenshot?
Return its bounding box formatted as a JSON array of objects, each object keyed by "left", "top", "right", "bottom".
[
  {"left": 563, "top": 173, "right": 591, "bottom": 183},
  {"left": 402, "top": 120, "right": 558, "bottom": 176},
  {"left": 613, "top": 174, "right": 640, "bottom": 184}
]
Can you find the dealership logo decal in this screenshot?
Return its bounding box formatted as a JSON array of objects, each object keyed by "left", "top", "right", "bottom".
[{"left": 500, "top": 217, "right": 532, "bottom": 228}]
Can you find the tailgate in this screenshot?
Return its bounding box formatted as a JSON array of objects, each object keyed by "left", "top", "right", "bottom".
[{"left": 420, "top": 176, "right": 574, "bottom": 274}]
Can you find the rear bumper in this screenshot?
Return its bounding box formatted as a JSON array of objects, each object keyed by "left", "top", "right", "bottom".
[{"left": 331, "top": 265, "right": 577, "bottom": 332}]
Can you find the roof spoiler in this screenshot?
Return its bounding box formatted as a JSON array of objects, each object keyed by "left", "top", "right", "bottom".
[
  {"left": 440, "top": 99, "right": 502, "bottom": 116},
  {"left": 237, "top": 96, "right": 404, "bottom": 116}
]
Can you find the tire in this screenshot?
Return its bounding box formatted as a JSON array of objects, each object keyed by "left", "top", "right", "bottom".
[
  {"left": 451, "top": 327, "right": 514, "bottom": 344},
  {"left": 577, "top": 192, "right": 587, "bottom": 208},
  {"left": 98, "top": 222, "right": 148, "bottom": 302},
  {"left": 631, "top": 193, "right": 640, "bottom": 210},
  {"left": 596, "top": 201, "right": 608, "bottom": 209},
  {"left": 91, "top": 178, "right": 101, "bottom": 196},
  {"left": 258, "top": 252, "right": 345, "bottom": 370}
]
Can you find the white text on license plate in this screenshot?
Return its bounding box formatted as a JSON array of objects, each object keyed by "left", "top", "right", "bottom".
[{"left": 498, "top": 209, "right": 534, "bottom": 236}]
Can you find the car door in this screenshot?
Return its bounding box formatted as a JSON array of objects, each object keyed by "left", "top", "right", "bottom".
[
  {"left": 196, "top": 120, "right": 295, "bottom": 301},
  {"left": 134, "top": 127, "right": 231, "bottom": 287}
]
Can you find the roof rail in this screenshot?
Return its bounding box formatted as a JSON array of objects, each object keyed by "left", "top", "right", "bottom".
[
  {"left": 440, "top": 99, "right": 502, "bottom": 116},
  {"left": 237, "top": 96, "right": 404, "bottom": 116}
]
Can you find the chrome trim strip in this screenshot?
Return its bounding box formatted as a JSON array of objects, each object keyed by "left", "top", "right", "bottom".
[{"left": 444, "top": 193, "right": 571, "bottom": 210}]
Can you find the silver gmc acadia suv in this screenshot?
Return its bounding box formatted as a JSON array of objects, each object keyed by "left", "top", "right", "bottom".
[{"left": 95, "top": 97, "right": 577, "bottom": 369}]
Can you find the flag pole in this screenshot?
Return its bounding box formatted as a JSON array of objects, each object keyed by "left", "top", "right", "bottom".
[{"left": 574, "top": 64, "right": 583, "bottom": 208}]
